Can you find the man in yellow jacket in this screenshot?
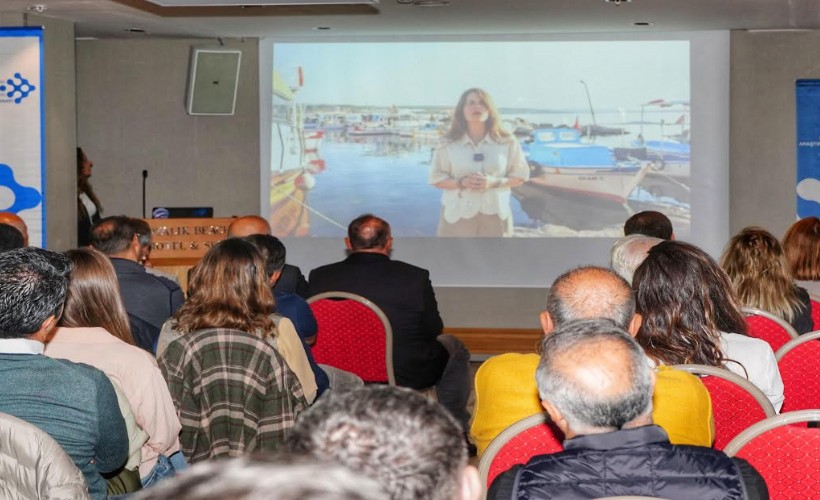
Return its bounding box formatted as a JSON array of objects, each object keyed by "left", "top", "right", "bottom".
[{"left": 471, "top": 266, "right": 714, "bottom": 456}]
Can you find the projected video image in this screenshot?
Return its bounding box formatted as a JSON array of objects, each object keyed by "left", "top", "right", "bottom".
[{"left": 270, "top": 41, "right": 690, "bottom": 238}]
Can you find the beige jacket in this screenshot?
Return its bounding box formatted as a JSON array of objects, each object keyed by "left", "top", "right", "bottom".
[{"left": 0, "top": 412, "right": 91, "bottom": 499}]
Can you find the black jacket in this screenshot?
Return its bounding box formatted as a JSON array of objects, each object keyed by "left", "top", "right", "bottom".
[
  {"left": 308, "top": 252, "right": 448, "bottom": 388},
  {"left": 489, "top": 425, "right": 768, "bottom": 500}
]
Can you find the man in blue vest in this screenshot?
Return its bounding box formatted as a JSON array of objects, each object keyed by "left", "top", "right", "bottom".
[{"left": 488, "top": 319, "right": 768, "bottom": 500}]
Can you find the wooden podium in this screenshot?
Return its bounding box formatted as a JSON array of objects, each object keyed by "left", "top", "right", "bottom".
[{"left": 144, "top": 217, "right": 234, "bottom": 291}]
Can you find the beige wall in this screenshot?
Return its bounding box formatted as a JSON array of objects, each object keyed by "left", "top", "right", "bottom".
[
  {"left": 730, "top": 30, "right": 814, "bottom": 238},
  {"left": 0, "top": 13, "right": 77, "bottom": 250},
  {"left": 75, "top": 38, "right": 260, "bottom": 219}
]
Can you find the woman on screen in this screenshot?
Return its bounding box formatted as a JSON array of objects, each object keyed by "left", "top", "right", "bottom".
[{"left": 429, "top": 88, "right": 529, "bottom": 237}]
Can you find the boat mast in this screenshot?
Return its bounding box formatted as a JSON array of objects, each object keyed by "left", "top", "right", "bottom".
[{"left": 579, "top": 80, "right": 597, "bottom": 127}]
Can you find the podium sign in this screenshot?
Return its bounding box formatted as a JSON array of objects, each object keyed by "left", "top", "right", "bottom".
[{"left": 146, "top": 217, "right": 233, "bottom": 262}]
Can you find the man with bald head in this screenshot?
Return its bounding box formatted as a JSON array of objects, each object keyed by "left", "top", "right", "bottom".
[
  {"left": 228, "top": 215, "right": 308, "bottom": 297},
  {"left": 309, "top": 214, "right": 472, "bottom": 445},
  {"left": 488, "top": 319, "right": 767, "bottom": 500},
  {"left": 0, "top": 212, "right": 28, "bottom": 246},
  {"left": 471, "top": 266, "right": 713, "bottom": 455}
]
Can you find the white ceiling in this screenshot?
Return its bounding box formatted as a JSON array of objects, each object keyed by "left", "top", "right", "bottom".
[{"left": 1, "top": 0, "right": 819, "bottom": 39}]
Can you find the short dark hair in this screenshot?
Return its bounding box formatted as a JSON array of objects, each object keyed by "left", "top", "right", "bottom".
[
  {"left": 0, "top": 224, "right": 24, "bottom": 252},
  {"left": 624, "top": 211, "right": 673, "bottom": 240},
  {"left": 536, "top": 319, "right": 653, "bottom": 434},
  {"left": 348, "top": 214, "right": 391, "bottom": 250},
  {"left": 91, "top": 216, "right": 136, "bottom": 255},
  {"left": 245, "top": 234, "right": 286, "bottom": 277},
  {"left": 0, "top": 247, "right": 72, "bottom": 339},
  {"left": 129, "top": 218, "right": 152, "bottom": 248},
  {"left": 287, "top": 386, "right": 466, "bottom": 500},
  {"left": 546, "top": 266, "right": 634, "bottom": 330}
]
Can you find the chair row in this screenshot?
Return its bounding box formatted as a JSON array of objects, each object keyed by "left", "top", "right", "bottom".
[{"left": 479, "top": 409, "right": 820, "bottom": 499}]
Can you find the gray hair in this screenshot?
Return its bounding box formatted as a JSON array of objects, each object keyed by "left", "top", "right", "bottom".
[
  {"left": 536, "top": 319, "right": 653, "bottom": 435},
  {"left": 287, "top": 386, "right": 466, "bottom": 500},
  {"left": 133, "top": 455, "right": 386, "bottom": 500},
  {"left": 546, "top": 266, "right": 634, "bottom": 330},
  {"left": 610, "top": 234, "right": 664, "bottom": 284}
]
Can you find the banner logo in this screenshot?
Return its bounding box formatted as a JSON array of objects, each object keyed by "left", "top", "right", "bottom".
[{"left": 0, "top": 73, "right": 36, "bottom": 104}]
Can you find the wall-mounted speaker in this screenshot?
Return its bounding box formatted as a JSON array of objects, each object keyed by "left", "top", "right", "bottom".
[{"left": 186, "top": 48, "right": 242, "bottom": 116}]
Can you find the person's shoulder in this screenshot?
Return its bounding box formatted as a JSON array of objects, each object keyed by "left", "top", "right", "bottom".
[
  {"left": 309, "top": 260, "right": 346, "bottom": 276},
  {"left": 478, "top": 353, "right": 540, "bottom": 377},
  {"left": 52, "top": 357, "right": 113, "bottom": 389},
  {"left": 721, "top": 332, "right": 772, "bottom": 350},
  {"left": 654, "top": 365, "right": 710, "bottom": 399},
  {"left": 389, "top": 259, "right": 430, "bottom": 275}
]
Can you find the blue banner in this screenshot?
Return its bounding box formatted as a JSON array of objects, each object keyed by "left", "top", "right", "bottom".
[
  {"left": 0, "top": 27, "right": 44, "bottom": 246},
  {"left": 796, "top": 80, "right": 820, "bottom": 218}
]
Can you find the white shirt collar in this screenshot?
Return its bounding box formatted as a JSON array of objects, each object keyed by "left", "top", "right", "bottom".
[{"left": 0, "top": 338, "right": 45, "bottom": 355}]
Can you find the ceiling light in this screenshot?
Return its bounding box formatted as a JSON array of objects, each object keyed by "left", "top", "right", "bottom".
[
  {"left": 26, "top": 4, "right": 47, "bottom": 13},
  {"left": 633, "top": 22, "right": 652, "bottom": 26},
  {"left": 413, "top": 0, "right": 449, "bottom": 6},
  {"left": 604, "top": 0, "right": 632, "bottom": 4},
  {"left": 314, "top": 26, "right": 332, "bottom": 30}
]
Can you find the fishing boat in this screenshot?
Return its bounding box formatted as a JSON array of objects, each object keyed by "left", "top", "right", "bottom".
[
  {"left": 521, "top": 127, "right": 651, "bottom": 204},
  {"left": 270, "top": 68, "right": 323, "bottom": 236}
]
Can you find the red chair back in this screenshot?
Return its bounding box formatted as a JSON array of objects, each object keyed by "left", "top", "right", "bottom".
[
  {"left": 671, "top": 365, "right": 775, "bottom": 450},
  {"left": 811, "top": 300, "right": 820, "bottom": 330},
  {"left": 308, "top": 292, "right": 394, "bottom": 384},
  {"left": 775, "top": 331, "right": 820, "bottom": 412},
  {"left": 725, "top": 410, "right": 820, "bottom": 499},
  {"left": 742, "top": 307, "right": 798, "bottom": 352},
  {"left": 478, "top": 414, "right": 565, "bottom": 488}
]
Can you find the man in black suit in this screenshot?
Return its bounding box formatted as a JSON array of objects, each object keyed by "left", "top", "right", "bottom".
[
  {"left": 227, "top": 215, "right": 308, "bottom": 298},
  {"left": 308, "top": 214, "right": 471, "bottom": 435}
]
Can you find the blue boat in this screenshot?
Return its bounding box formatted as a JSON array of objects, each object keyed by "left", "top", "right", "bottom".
[{"left": 521, "top": 127, "right": 650, "bottom": 203}]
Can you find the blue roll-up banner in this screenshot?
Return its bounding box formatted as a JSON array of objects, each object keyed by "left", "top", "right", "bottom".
[
  {"left": 0, "top": 27, "right": 44, "bottom": 247},
  {"left": 796, "top": 80, "right": 820, "bottom": 219}
]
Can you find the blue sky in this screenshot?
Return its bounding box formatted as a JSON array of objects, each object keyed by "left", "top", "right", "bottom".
[{"left": 273, "top": 40, "right": 689, "bottom": 111}]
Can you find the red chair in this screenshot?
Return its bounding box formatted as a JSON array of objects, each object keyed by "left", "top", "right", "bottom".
[
  {"left": 811, "top": 300, "right": 820, "bottom": 330},
  {"left": 775, "top": 330, "right": 820, "bottom": 412},
  {"left": 742, "top": 307, "right": 799, "bottom": 352},
  {"left": 477, "top": 413, "right": 565, "bottom": 489},
  {"left": 671, "top": 364, "right": 775, "bottom": 450},
  {"left": 724, "top": 410, "right": 820, "bottom": 499},
  {"left": 307, "top": 291, "right": 395, "bottom": 385}
]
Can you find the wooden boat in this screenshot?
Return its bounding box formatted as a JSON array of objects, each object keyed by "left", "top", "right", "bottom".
[{"left": 522, "top": 127, "right": 651, "bottom": 204}]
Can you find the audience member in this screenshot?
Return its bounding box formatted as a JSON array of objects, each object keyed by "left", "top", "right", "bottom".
[
  {"left": 77, "top": 147, "right": 102, "bottom": 247},
  {"left": 0, "top": 223, "right": 24, "bottom": 252},
  {"left": 488, "top": 319, "right": 768, "bottom": 500},
  {"left": 610, "top": 233, "right": 663, "bottom": 284},
  {"left": 0, "top": 412, "right": 91, "bottom": 499},
  {"left": 132, "top": 456, "right": 385, "bottom": 500},
  {"left": 634, "top": 240, "right": 784, "bottom": 411},
  {"left": 0, "top": 247, "right": 127, "bottom": 500},
  {"left": 624, "top": 210, "right": 675, "bottom": 240},
  {"left": 129, "top": 217, "right": 179, "bottom": 284},
  {"left": 288, "top": 386, "right": 481, "bottom": 500},
  {"left": 721, "top": 226, "right": 813, "bottom": 333},
  {"left": 308, "top": 214, "right": 472, "bottom": 437},
  {"left": 246, "top": 234, "right": 364, "bottom": 396},
  {"left": 44, "top": 248, "right": 182, "bottom": 486},
  {"left": 158, "top": 236, "right": 318, "bottom": 403},
  {"left": 228, "top": 215, "right": 309, "bottom": 297},
  {"left": 0, "top": 211, "right": 28, "bottom": 245},
  {"left": 158, "top": 238, "right": 307, "bottom": 463},
  {"left": 782, "top": 216, "right": 820, "bottom": 300},
  {"left": 471, "top": 266, "right": 713, "bottom": 455},
  {"left": 91, "top": 215, "right": 183, "bottom": 352}
]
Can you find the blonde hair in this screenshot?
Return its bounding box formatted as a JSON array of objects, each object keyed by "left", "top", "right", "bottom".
[
  {"left": 782, "top": 217, "right": 820, "bottom": 281},
  {"left": 721, "top": 227, "right": 803, "bottom": 322}
]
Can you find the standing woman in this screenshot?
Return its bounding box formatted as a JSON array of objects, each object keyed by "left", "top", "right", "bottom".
[
  {"left": 721, "top": 227, "right": 814, "bottom": 334},
  {"left": 429, "top": 88, "right": 529, "bottom": 237},
  {"left": 77, "top": 147, "right": 102, "bottom": 246},
  {"left": 782, "top": 216, "right": 820, "bottom": 301}
]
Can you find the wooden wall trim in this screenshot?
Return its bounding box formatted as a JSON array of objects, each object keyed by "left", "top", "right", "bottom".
[{"left": 444, "top": 327, "right": 542, "bottom": 355}]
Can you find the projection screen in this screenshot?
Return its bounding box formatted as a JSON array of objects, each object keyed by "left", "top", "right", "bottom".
[{"left": 259, "top": 31, "right": 729, "bottom": 286}]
